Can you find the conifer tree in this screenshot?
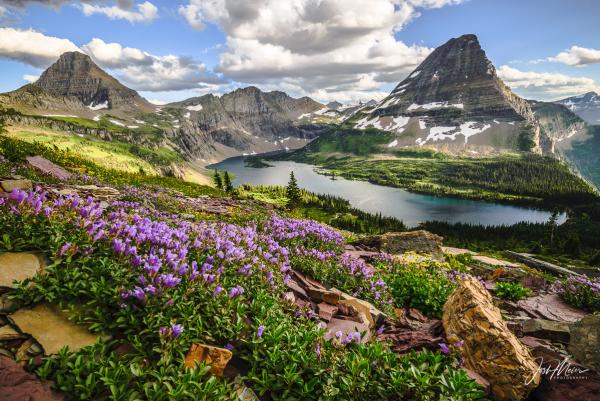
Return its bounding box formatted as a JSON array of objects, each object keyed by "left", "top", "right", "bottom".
[
  {"left": 223, "top": 171, "right": 234, "bottom": 193},
  {"left": 286, "top": 171, "right": 301, "bottom": 206},
  {"left": 213, "top": 170, "right": 223, "bottom": 190}
]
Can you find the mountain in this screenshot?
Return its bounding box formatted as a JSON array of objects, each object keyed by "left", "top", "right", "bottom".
[
  {"left": 350, "top": 34, "right": 544, "bottom": 154},
  {"left": 161, "top": 86, "right": 326, "bottom": 162},
  {"left": 555, "top": 92, "right": 600, "bottom": 124},
  {"left": 326, "top": 101, "right": 343, "bottom": 110},
  {"left": 33, "top": 51, "right": 155, "bottom": 114}
]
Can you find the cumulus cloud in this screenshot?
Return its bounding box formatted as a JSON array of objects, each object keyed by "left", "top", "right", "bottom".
[
  {"left": 22, "top": 74, "right": 39, "bottom": 82},
  {"left": 548, "top": 45, "right": 600, "bottom": 67},
  {"left": 177, "top": 0, "right": 463, "bottom": 102},
  {"left": 0, "top": 27, "right": 79, "bottom": 67},
  {"left": 498, "top": 65, "right": 600, "bottom": 100},
  {"left": 80, "top": 1, "right": 157, "bottom": 23},
  {"left": 0, "top": 28, "right": 224, "bottom": 92}
]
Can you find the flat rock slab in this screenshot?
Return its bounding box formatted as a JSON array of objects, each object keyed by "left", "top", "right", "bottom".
[
  {"left": 184, "top": 343, "right": 232, "bottom": 376},
  {"left": 0, "top": 179, "right": 33, "bottom": 192},
  {"left": 516, "top": 294, "right": 586, "bottom": 323},
  {"left": 442, "top": 246, "right": 477, "bottom": 256},
  {"left": 472, "top": 255, "right": 520, "bottom": 268},
  {"left": 0, "top": 355, "right": 64, "bottom": 401},
  {"left": 0, "top": 252, "right": 44, "bottom": 289},
  {"left": 0, "top": 325, "right": 24, "bottom": 341},
  {"left": 9, "top": 304, "right": 101, "bottom": 355},
  {"left": 26, "top": 156, "right": 72, "bottom": 181},
  {"left": 324, "top": 318, "right": 370, "bottom": 343},
  {"left": 522, "top": 319, "right": 571, "bottom": 344}
]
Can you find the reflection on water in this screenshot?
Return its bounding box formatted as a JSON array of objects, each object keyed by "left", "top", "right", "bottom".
[{"left": 211, "top": 157, "right": 565, "bottom": 228}]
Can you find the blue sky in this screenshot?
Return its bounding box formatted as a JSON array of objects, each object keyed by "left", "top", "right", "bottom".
[{"left": 0, "top": 0, "right": 599, "bottom": 104}]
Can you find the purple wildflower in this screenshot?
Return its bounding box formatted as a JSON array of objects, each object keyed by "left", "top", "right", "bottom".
[
  {"left": 256, "top": 325, "right": 265, "bottom": 338},
  {"left": 439, "top": 343, "right": 450, "bottom": 355}
]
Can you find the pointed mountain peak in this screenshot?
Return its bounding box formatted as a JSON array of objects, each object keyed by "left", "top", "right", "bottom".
[{"left": 33, "top": 51, "right": 153, "bottom": 112}]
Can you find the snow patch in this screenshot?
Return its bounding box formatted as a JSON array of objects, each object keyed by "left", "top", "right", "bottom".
[
  {"left": 110, "top": 119, "right": 125, "bottom": 127},
  {"left": 127, "top": 125, "right": 139, "bottom": 129},
  {"left": 93, "top": 115, "right": 100, "bottom": 121},
  {"left": 407, "top": 102, "right": 464, "bottom": 111},
  {"left": 387, "top": 139, "right": 398, "bottom": 148},
  {"left": 186, "top": 104, "right": 203, "bottom": 111},
  {"left": 87, "top": 101, "right": 108, "bottom": 111},
  {"left": 43, "top": 114, "right": 77, "bottom": 118},
  {"left": 418, "top": 119, "right": 427, "bottom": 130}
]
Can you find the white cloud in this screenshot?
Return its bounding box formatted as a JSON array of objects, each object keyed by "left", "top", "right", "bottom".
[
  {"left": 0, "top": 29, "right": 224, "bottom": 92},
  {"left": 0, "top": 27, "right": 79, "bottom": 67},
  {"left": 0, "top": 5, "right": 6, "bottom": 15},
  {"left": 80, "top": 1, "right": 157, "bottom": 23},
  {"left": 548, "top": 45, "right": 600, "bottom": 67},
  {"left": 147, "top": 98, "right": 167, "bottom": 105},
  {"left": 178, "top": 0, "right": 463, "bottom": 101},
  {"left": 498, "top": 65, "right": 600, "bottom": 100},
  {"left": 22, "top": 74, "right": 39, "bottom": 82}
]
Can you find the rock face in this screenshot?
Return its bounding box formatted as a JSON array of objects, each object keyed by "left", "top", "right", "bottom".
[
  {"left": 569, "top": 314, "right": 600, "bottom": 370},
  {"left": 33, "top": 52, "right": 153, "bottom": 113},
  {"left": 354, "top": 230, "right": 443, "bottom": 259},
  {"left": 351, "top": 34, "right": 551, "bottom": 154},
  {"left": 0, "top": 355, "right": 64, "bottom": 401},
  {"left": 443, "top": 276, "right": 541, "bottom": 401},
  {"left": 166, "top": 86, "right": 326, "bottom": 159},
  {"left": 522, "top": 319, "right": 571, "bottom": 343}
]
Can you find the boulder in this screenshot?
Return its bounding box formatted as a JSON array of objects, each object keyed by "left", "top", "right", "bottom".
[
  {"left": 25, "top": 156, "right": 72, "bottom": 181},
  {"left": 0, "top": 179, "right": 33, "bottom": 192},
  {"left": 317, "top": 303, "right": 338, "bottom": 322},
  {"left": 442, "top": 276, "right": 540, "bottom": 401},
  {"left": 184, "top": 343, "right": 233, "bottom": 376},
  {"left": 0, "top": 355, "right": 64, "bottom": 401},
  {"left": 378, "top": 320, "right": 444, "bottom": 354},
  {"left": 354, "top": 230, "right": 444, "bottom": 259},
  {"left": 305, "top": 287, "right": 340, "bottom": 305},
  {"left": 9, "top": 304, "right": 102, "bottom": 355},
  {"left": 0, "top": 252, "right": 45, "bottom": 289},
  {"left": 569, "top": 314, "right": 600, "bottom": 371},
  {"left": 522, "top": 319, "right": 570, "bottom": 343}
]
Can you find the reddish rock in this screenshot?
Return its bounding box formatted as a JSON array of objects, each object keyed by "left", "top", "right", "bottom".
[
  {"left": 378, "top": 320, "right": 444, "bottom": 354},
  {"left": 317, "top": 303, "right": 338, "bottom": 322},
  {"left": 26, "top": 156, "right": 72, "bottom": 181},
  {"left": 463, "top": 368, "right": 491, "bottom": 395},
  {"left": 516, "top": 294, "right": 586, "bottom": 323},
  {"left": 292, "top": 270, "right": 326, "bottom": 290},
  {"left": 0, "top": 355, "right": 64, "bottom": 401}
]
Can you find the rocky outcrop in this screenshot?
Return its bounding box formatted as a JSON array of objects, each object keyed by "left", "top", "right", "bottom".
[
  {"left": 569, "top": 314, "right": 600, "bottom": 371},
  {"left": 443, "top": 276, "right": 541, "bottom": 401},
  {"left": 353, "top": 230, "right": 444, "bottom": 260},
  {"left": 0, "top": 355, "right": 64, "bottom": 401},
  {"left": 33, "top": 52, "right": 154, "bottom": 113}
]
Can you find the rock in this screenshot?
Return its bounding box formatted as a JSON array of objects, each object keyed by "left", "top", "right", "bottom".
[
  {"left": 0, "top": 293, "right": 22, "bottom": 314},
  {"left": 569, "top": 314, "right": 600, "bottom": 371},
  {"left": 442, "top": 276, "right": 540, "bottom": 401},
  {"left": 522, "top": 319, "right": 570, "bottom": 343},
  {"left": 9, "top": 304, "right": 102, "bottom": 355},
  {"left": 0, "top": 355, "right": 65, "bottom": 401},
  {"left": 0, "top": 252, "right": 45, "bottom": 289},
  {"left": 472, "top": 255, "right": 520, "bottom": 268},
  {"left": 282, "top": 292, "right": 295, "bottom": 304},
  {"left": 317, "top": 303, "right": 338, "bottom": 322},
  {"left": 441, "top": 246, "right": 477, "bottom": 256},
  {"left": 516, "top": 294, "right": 586, "bottom": 323},
  {"left": 526, "top": 340, "right": 600, "bottom": 401},
  {"left": 462, "top": 368, "right": 491, "bottom": 395},
  {"left": 0, "top": 325, "right": 23, "bottom": 341},
  {"left": 305, "top": 287, "right": 340, "bottom": 305},
  {"left": 354, "top": 230, "right": 444, "bottom": 259},
  {"left": 235, "top": 383, "right": 260, "bottom": 401},
  {"left": 331, "top": 288, "right": 387, "bottom": 326},
  {"left": 25, "top": 156, "right": 72, "bottom": 181},
  {"left": 504, "top": 251, "right": 583, "bottom": 277},
  {"left": 378, "top": 320, "right": 444, "bottom": 354},
  {"left": 284, "top": 278, "right": 308, "bottom": 299},
  {"left": 324, "top": 318, "right": 370, "bottom": 343},
  {"left": 184, "top": 343, "right": 233, "bottom": 376},
  {"left": 0, "top": 179, "right": 33, "bottom": 192},
  {"left": 292, "top": 270, "right": 326, "bottom": 290}
]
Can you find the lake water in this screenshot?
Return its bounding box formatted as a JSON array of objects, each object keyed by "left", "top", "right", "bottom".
[{"left": 212, "top": 157, "right": 564, "bottom": 228}]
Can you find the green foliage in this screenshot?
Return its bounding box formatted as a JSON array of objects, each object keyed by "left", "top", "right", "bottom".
[
  {"left": 213, "top": 169, "right": 223, "bottom": 190},
  {"left": 555, "top": 276, "right": 600, "bottom": 312},
  {"left": 0, "top": 135, "right": 222, "bottom": 198},
  {"left": 517, "top": 124, "right": 537, "bottom": 152},
  {"left": 299, "top": 127, "right": 394, "bottom": 156},
  {"left": 381, "top": 258, "right": 457, "bottom": 318},
  {"left": 223, "top": 171, "right": 233, "bottom": 192},
  {"left": 286, "top": 171, "right": 301, "bottom": 207},
  {"left": 495, "top": 282, "right": 531, "bottom": 301}
]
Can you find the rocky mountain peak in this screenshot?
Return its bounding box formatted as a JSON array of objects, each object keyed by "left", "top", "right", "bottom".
[
  {"left": 33, "top": 51, "right": 153, "bottom": 112},
  {"left": 556, "top": 91, "right": 600, "bottom": 124}
]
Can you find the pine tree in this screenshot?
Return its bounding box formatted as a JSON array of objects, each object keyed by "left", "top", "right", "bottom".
[
  {"left": 223, "top": 171, "right": 234, "bottom": 193},
  {"left": 286, "top": 171, "right": 301, "bottom": 207},
  {"left": 213, "top": 170, "right": 223, "bottom": 190}
]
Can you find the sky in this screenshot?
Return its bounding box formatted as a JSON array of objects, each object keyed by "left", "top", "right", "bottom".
[{"left": 0, "top": 0, "right": 599, "bottom": 105}]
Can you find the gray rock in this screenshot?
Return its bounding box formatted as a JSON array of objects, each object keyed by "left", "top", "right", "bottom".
[
  {"left": 522, "top": 319, "right": 571, "bottom": 343},
  {"left": 569, "top": 314, "right": 600, "bottom": 371}
]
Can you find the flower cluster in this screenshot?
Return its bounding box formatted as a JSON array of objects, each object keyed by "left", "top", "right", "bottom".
[{"left": 553, "top": 275, "right": 600, "bottom": 312}]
